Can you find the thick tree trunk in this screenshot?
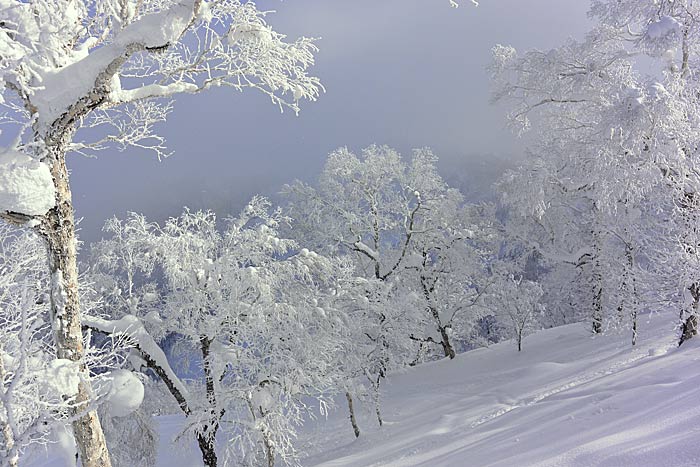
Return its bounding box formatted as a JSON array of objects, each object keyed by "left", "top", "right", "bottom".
[
  {"left": 37, "top": 153, "right": 111, "bottom": 467},
  {"left": 680, "top": 314, "right": 698, "bottom": 346},
  {"left": 345, "top": 391, "right": 361, "bottom": 438},
  {"left": 0, "top": 424, "right": 16, "bottom": 467}
]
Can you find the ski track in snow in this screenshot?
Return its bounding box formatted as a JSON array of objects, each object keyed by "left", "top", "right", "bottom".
[{"left": 468, "top": 347, "right": 650, "bottom": 430}]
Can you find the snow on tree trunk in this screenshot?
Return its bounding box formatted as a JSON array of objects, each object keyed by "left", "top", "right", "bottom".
[
  {"left": 627, "top": 244, "right": 638, "bottom": 347},
  {"left": 37, "top": 151, "right": 111, "bottom": 467},
  {"left": 196, "top": 433, "right": 218, "bottom": 467},
  {"left": 196, "top": 335, "right": 220, "bottom": 467},
  {"left": 245, "top": 395, "right": 275, "bottom": 467},
  {"left": 591, "top": 235, "right": 604, "bottom": 335}
]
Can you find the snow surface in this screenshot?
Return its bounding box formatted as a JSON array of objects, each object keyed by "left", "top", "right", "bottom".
[
  {"left": 0, "top": 149, "right": 55, "bottom": 216},
  {"left": 35, "top": 314, "right": 700, "bottom": 466},
  {"left": 300, "top": 316, "right": 699, "bottom": 467}
]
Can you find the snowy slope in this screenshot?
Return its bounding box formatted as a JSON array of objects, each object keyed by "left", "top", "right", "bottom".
[
  {"left": 299, "top": 315, "right": 700, "bottom": 467},
  {"left": 34, "top": 314, "right": 700, "bottom": 466}
]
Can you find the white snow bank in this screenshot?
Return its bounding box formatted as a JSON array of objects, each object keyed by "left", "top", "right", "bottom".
[
  {"left": 0, "top": 149, "right": 55, "bottom": 216},
  {"left": 103, "top": 369, "right": 145, "bottom": 417}
]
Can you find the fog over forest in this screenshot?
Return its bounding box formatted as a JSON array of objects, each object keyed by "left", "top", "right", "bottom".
[{"left": 68, "top": 0, "right": 590, "bottom": 244}]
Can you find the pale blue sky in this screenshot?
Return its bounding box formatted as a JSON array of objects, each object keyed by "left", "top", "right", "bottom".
[{"left": 69, "top": 0, "right": 591, "bottom": 244}]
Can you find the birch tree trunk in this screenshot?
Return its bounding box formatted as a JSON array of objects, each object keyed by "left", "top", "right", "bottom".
[
  {"left": 345, "top": 391, "right": 361, "bottom": 438},
  {"left": 37, "top": 149, "right": 111, "bottom": 467},
  {"left": 197, "top": 336, "right": 220, "bottom": 467},
  {"left": 591, "top": 231, "right": 604, "bottom": 335}
]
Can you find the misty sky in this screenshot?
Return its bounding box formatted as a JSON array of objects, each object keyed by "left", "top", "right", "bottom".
[{"left": 69, "top": 0, "right": 591, "bottom": 245}]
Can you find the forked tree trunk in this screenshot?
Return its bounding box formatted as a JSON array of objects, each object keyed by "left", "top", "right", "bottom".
[
  {"left": 422, "top": 274, "right": 456, "bottom": 360},
  {"left": 37, "top": 152, "right": 111, "bottom": 467},
  {"left": 345, "top": 391, "right": 361, "bottom": 438}
]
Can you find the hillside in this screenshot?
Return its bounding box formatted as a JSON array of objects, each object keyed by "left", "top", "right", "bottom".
[
  {"left": 299, "top": 315, "right": 700, "bottom": 467},
  {"left": 34, "top": 314, "right": 700, "bottom": 466}
]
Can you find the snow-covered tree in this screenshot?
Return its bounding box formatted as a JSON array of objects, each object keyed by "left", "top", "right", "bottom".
[
  {"left": 0, "top": 1, "right": 322, "bottom": 462},
  {"left": 88, "top": 197, "right": 354, "bottom": 467},
  {"left": 497, "top": 160, "right": 617, "bottom": 336},
  {"left": 491, "top": 0, "right": 700, "bottom": 344},
  {"left": 488, "top": 271, "right": 544, "bottom": 352},
  {"left": 406, "top": 203, "right": 498, "bottom": 359},
  {"left": 284, "top": 145, "right": 497, "bottom": 431}
]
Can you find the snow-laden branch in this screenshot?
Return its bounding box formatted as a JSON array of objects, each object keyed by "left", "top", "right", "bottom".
[
  {"left": 34, "top": 1, "right": 199, "bottom": 133},
  {"left": 82, "top": 314, "right": 191, "bottom": 415}
]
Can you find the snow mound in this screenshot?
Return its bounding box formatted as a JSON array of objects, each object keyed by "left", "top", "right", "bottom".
[
  {"left": 0, "top": 150, "right": 55, "bottom": 216},
  {"left": 104, "top": 369, "right": 145, "bottom": 417}
]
